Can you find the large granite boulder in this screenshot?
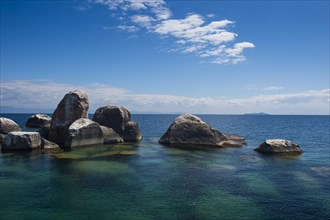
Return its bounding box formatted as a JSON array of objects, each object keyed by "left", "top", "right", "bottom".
[
  {"left": 48, "top": 90, "right": 89, "bottom": 145},
  {"left": 2, "top": 132, "right": 42, "bottom": 150},
  {"left": 0, "top": 117, "right": 21, "bottom": 134},
  {"left": 159, "top": 113, "right": 245, "bottom": 147},
  {"left": 92, "top": 105, "right": 131, "bottom": 135},
  {"left": 255, "top": 139, "right": 303, "bottom": 154},
  {"left": 122, "top": 121, "right": 142, "bottom": 142},
  {"left": 64, "top": 118, "right": 103, "bottom": 148},
  {"left": 100, "top": 126, "right": 123, "bottom": 144},
  {"left": 25, "top": 114, "right": 51, "bottom": 128}
]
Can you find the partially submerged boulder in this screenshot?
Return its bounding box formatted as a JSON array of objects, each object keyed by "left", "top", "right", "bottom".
[
  {"left": 48, "top": 90, "right": 89, "bottom": 145},
  {"left": 122, "top": 121, "right": 142, "bottom": 142},
  {"left": 255, "top": 139, "right": 303, "bottom": 154},
  {"left": 100, "top": 126, "right": 123, "bottom": 144},
  {"left": 2, "top": 132, "right": 42, "bottom": 150},
  {"left": 64, "top": 118, "right": 103, "bottom": 148},
  {"left": 93, "top": 105, "right": 141, "bottom": 142},
  {"left": 0, "top": 117, "right": 21, "bottom": 134},
  {"left": 92, "top": 105, "right": 130, "bottom": 135},
  {"left": 25, "top": 114, "right": 51, "bottom": 128},
  {"left": 42, "top": 138, "right": 60, "bottom": 150},
  {"left": 159, "top": 113, "right": 245, "bottom": 148}
]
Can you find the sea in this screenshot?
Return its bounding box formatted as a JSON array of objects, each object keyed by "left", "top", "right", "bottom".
[{"left": 0, "top": 113, "right": 329, "bottom": 220}]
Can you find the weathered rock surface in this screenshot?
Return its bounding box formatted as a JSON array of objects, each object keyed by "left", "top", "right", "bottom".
[
  {"left": 0, "top": 134, "right": 5, "bottom": 144},
  {"left": 122, "top": 121, "right": 142, "bottom": 142},
  {"left": 92, "top": 105, "right": 131, "bottom": 135},
  {"left": 0, "top": 117, "right": 21, "bottom": 134},
  {"left": 159, "top": 113, "right": 245, "bottom": 147},
  {"left": 25, "top": 114, "right": 51, "bottom": 128},
  {"left": 42, "top": 138, "right": 60, "bottom": 150},
  {"left": 37, "top": 127, "right": 50, "bottom": 139},
  {"left": 100, "top": 126, "right": 123, "bottom": 144},
  {"left": 255, "top": 139, "right": 303, "bottom": 154},
  {"left": 2, "top": 132, "right": 42, "bottom": 150},
  {"left": 48, "top": 90, "right": 89, "bottom": 145},
  {"left": 64, "top": 118, "right": 103, "bottom": 148}
]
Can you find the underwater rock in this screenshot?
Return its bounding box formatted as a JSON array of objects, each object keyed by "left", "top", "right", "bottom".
[
  {"left": 2, "top": 131, "right": 42, "bottom": 150},
  {"left": 25, "top": 114, "right": 51, "bottom": 128},
  {"left": 0, "top": 117, "right": 21, "bottom": 134},
  {"left": 48, "top": 90, "right": 89, "bottom": 145},
  {"left": 64, "top": 118, "right": 103, "bottom": 148},
  {"left": 100, "top": 126, "right": 123, "bottom": 144},
  {"left": 255, "top": 139, "right": 303, "bottom": 154},
  {"left": 159, "top": 113, "right": 245, "bottom": 147},
  {"left": 122, "top": 121, "right": 142, "bottom": 142}
]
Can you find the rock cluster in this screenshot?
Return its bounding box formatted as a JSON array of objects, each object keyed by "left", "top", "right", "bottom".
[{"left": 0, "top": 90, "right": 142, "bottom": 151}]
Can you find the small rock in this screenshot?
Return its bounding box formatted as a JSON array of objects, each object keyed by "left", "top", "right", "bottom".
[
  {"left": 100, "top": 126, "right": 123, "bottom": 144},
  {"left": 122, "top": 121, "right": 142, "bottom": 142},
  {"left": 25, "top": 114, "right": 51, "bottom": 128},
  {"left": 2, "top": 132, "right": 42, "bottom": 150},
  {"left": 0, "top": 117, "right": 21, "bottom": 134},
  {"left": 42, "top": 138, "right": 60, "bottom": 150},
  {"left": 255, "top": 139, "right": 303, "bottom": 154},
  {"left": 64, "top": 118, "right": 103, "bottom": 148}
]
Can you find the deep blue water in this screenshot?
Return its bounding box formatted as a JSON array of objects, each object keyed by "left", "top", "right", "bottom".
[{"left": 0, "top": 114, "right": 329, "bottom": 219}]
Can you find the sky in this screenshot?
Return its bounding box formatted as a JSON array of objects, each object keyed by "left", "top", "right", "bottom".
[{"left": 0, "top": 0, "right": 329, "bottom": 114}]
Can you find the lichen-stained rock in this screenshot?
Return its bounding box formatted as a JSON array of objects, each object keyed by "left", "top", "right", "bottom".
[
  {"left": 159, "top": 113, "right": 245, "bottom": 148},
  {"left": 2, "top": 132, "right": 42, "bottom": 150},
  {"left": 92, "top": 105, "right": 131, "bottom": 135},
  {"left": 255, "top": 139, "right": 303, "bottom": 154},
  {"left": 48, "top": 90, "right": 89, "bottom": 145},
  {"left": 100, "top": 126, "right": 123, "bottom": 144},
  {"left": 25, "top": 114, "right": 51, "bottom": 128},
  {"left": 122, "top": 121, "right": 142, "bottom": 142},
  {"left": 0, "top": 117, "right": 21, "bottom": 134},
  {"left": 64, "top": 118, "right": 103, "bottom": 148}
]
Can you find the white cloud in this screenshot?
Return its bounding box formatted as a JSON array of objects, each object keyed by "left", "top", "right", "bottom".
[
  {"left": 131, "top": 15, "right": 154, "bottom": 28},
  {"left": 1, "top": 81, "right": 329, "bottom": 115},
  {"left": 263, "top": 86, "right": 284, "bottom": 91},
  {"left": 91, "top": 0, "right": 255, "bottom": 64}
]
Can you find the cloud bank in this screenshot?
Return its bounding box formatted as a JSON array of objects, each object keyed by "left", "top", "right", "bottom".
[
  {"left": 91, "top": 0, "right": 254, "bottom": 64},
  {"left": 1, "top": 80, "right": 329, "bottom": 114}
]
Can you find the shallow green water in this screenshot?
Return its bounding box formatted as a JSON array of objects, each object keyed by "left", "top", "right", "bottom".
[{"left": 0, "top": 114, "right": 329, "bottom": 219}]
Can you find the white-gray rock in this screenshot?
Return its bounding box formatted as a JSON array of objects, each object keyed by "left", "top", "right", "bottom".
[
  {"left": 122, "top": 121, "right": 142, "bottom": 142},
  {"left": 100, "top": 126, "right": 123, "bottom": 144},
  {"left": 26, "top": 114, "right": 51, "bottom": 128},
  {"left": 64, "top": 118, "right": 103, "bottom": 148},
  {"left": 255, "top": 139, "right": 303, "bottom": 154},
  {"left": 48, "top": 90, "right": 89, "bottom": 145},
  {"left": 0, "top": 117, "right": 21, "bottom": 134},
  {"left": 159, "top": 113, "right": 245, "bottom": 148},
  {"left": 42, "top": 138, "right": 60, "bottom": 150},
  {"left": 2, "top": 132, "right": 42, "bottom": 150}
]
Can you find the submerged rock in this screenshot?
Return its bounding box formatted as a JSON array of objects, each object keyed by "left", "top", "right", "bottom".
[
  {"left": 122, "top": 121, "right": 142, "bottom": 142},
  {"left": 2, "top": 131, "right": 42, "bottom": 150},
  {"left": 0, "top": 117, "right": 21, "bottom": 134},
  {"left": 255, "top": 139, "right": 303, "bottom": 154},
  {"left": 100, "top": 126, "right": 123, "bottom": 144},
  {"left": 92, "top": 105, "right": 131, "bottom": 135},
  {"left": 48, "top": 90, "right": 89, "bottom": 145},
  {"left": 25, "top": 114, "right": 51, "bottom": 128},
  {"left": 64, "top": 118, "right": 103, "bottom": 148},
  {"left": 159, "top": 113, "right": 245, "bottom": 148}
]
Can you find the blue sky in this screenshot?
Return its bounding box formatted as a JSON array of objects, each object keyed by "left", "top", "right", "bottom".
[{"left": 0, "top": 0, "right": 329, "bottom": 114}]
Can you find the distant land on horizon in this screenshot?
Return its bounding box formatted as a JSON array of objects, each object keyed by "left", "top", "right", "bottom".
[{"left": 244, "top": 112, "right": 270, "bottom": 115}]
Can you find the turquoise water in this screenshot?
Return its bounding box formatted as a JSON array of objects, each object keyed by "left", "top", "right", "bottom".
[{"left": 0, "top": 114, "right": 329, "bottom": 219}]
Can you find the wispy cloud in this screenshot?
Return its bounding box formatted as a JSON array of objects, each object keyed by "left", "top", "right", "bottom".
[
  {"left": 1, "top": 80, "right": 329, "bottom": 114},
  {"left": 90, "top": 0, "right": 254, "bottom": 64},
  {"left": 247, "top": 85, "right": 284, "bottom": 91}
]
